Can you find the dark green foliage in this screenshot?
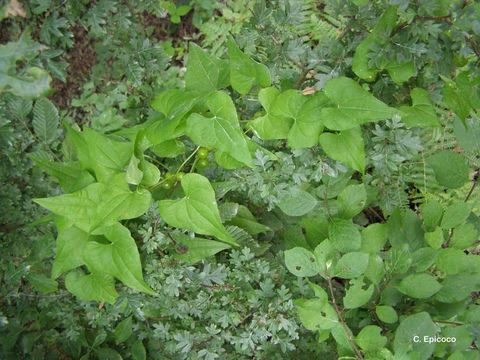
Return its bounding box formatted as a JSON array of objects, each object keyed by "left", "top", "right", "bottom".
[{"left": 1, "top": 0, "right": 480, "bottom": 359}]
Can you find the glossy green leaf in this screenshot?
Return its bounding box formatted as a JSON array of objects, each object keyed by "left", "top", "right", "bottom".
[
  {"left": 158, "top": 173, "right": 238, "bottom": 246},
  {"left": 319, "top": 127, "right": 365, "bottom": 173},
  {"left": 126, "top": 155, "right": 143, "bottom": 185},
  {"left": 66, "top": 127, "right": 133, "bottom": 182}
]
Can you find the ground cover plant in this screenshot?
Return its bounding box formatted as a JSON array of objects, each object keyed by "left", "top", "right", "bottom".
[{"left": 1, "top": 0, "right": 480, "bottom": 359}]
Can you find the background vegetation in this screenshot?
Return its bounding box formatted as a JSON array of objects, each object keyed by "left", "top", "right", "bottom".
[{"left": 1, "top": 0, "right": 479, "bottom": 359}]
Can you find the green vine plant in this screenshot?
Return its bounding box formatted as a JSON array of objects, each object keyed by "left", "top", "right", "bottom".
[{"left": 33, "top": 23, "right": 479, "bottom": 357}]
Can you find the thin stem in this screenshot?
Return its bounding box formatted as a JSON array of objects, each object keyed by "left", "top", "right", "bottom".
[
  {"left": 327, "top": 278, "right": 364, "bottom": 360},
  {"left": 434, "top": 320, "right": 464, "bottom": 326},
  {"left": 176, "top": 146, "right": 200, "bottom": 175}
]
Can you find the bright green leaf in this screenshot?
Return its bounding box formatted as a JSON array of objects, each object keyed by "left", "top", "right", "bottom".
[
  {"left": 319, "top": 127, "right": 365, "bottom": 173},
  {"left": 65, "top": 271, "right": 118, "bottom": 304},
  {"left": 82, "top": 222, "right": 153, "bottom": 294},
  {"left": 158, "top": 173, "right": 238, "bottom": 246},
  {"left": 186, "top": 91, "right": 251, "bottom": 166}
]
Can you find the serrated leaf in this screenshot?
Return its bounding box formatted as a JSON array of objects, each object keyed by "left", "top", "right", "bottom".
[
  {"left": 158, "top": 173, "right": 237, "bottom": 246},
  {"left": 186, "top": 91, "right": 251, "bottom": 166},
  {"left": 319, "top": 127, "right": 365, "bottom": 173},
  {"left": 33, "top": 98, "right": 58, "bottom": 143}
]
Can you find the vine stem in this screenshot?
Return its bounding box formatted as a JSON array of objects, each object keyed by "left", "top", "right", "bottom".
[
  {"left": 327, "top": 278, "right": 364, "bottom": 360},
  {"left": 176, "top": 146, "right": 200, "bottom": 175}
]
